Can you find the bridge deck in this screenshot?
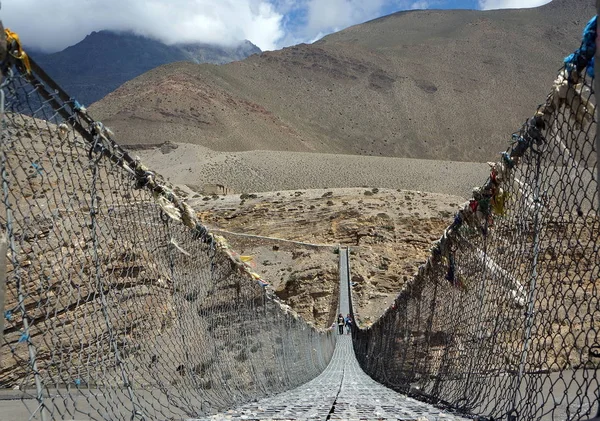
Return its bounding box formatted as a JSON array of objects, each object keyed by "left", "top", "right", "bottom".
[
  {"left": 202, "top": 248, "right": 469, "bottom": 421},
  {"left": 203, "top": 335, "right": 468, "bottom": 421}
]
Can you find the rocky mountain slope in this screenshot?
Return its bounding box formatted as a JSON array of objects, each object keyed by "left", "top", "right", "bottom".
[
  {"left": 33, "top": 31, "right": 260, "bottom": 106},
  {"left": 188, "top": 188, "right": 464, "bottom": 327},
  {"left": 90, "top": 0, "right": 593, "bottom": 163}
]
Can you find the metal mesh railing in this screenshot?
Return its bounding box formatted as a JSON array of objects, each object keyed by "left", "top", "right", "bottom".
[
  {"left": 353, "top": 16, "right": 599, "bottom": 421},
  {"left": 0, "top": 32, "right": 335, "bottom": 420}
]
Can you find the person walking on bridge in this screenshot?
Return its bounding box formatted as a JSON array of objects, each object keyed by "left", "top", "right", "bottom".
[
  {"left": 345, "top": 314, "right": 353, "bottom": 335},
  {"left": 337, "top": 313, "right": 345, "bottom": 335}
]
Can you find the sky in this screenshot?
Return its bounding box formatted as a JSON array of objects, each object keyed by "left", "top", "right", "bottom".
[{"left": 2, "top": 0, "right": 552, "bottom": 53}]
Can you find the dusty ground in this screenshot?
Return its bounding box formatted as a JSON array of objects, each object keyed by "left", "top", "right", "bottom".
[
  {"left": 188, "top": 188, "right": 466, "bottom": 328},
  {"left": 133, "top": 142, "right": 489, "bottom": 200}
]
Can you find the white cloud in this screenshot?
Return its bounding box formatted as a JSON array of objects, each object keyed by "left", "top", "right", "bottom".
[
  {"left": 478, "top": 0, "right": 551, "bottom": 10},
  {"left": 304, "top": 0, "right": 388, "bottom": 36},
  {"left": 411, "top": 1, "right": 430, "bottom": 9},
  {"left": 297, "top": 0, "right": 437, "bottom": 43},
  {"left": 271, "top": 0, "right": 304, "bottom": 14},
  {"left": 2, "top": 0, "right": 285, "bottom": 52},
  {"left": 2, "top": 0, "right": 433, "bottom": 52}
]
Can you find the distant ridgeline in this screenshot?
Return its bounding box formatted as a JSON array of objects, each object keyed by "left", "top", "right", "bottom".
[{"left": 30, "top": 31, "right": 261, "bottom": 106}]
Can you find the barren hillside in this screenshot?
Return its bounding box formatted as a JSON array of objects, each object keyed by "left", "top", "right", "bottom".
[
  {"left": 188, "top": 188, "right": 465, "bottom": 327},
  {"left": 90, "top": 0, "right": 593, "bottom": 163},
  {"left": 133, "top": 141, "right": 490, "bottom": 199}
]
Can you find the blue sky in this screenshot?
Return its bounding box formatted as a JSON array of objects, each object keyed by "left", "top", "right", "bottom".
[
  {"left": 3, "top": 0, "right": 551, "bottom": 52},
  {"left": 383, "top": 0, "right": 480, "bottom": 12},
  {"left": 274, "top": 0, "right": 482, "bottom": 46}
]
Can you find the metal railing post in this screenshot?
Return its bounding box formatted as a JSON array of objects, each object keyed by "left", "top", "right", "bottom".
[
  {"left": 0, "top": 84, "right": 5, "bottom": 346},
  {"left": 0, "top": 233, "right": 6, "bottom": 346},
  {"left": 594, "top": 6, "right": 600, "bottom": 418},
  {"left": 511, "top": 152, "right": 543, "bottom": 419},
  {"left": 596, "top": 1, "right": 600, "bottom": 212}
]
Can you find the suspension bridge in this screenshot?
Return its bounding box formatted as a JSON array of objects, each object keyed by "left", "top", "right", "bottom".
[
  {"left": 201, "top": 247, "right": 467, "bottom": 421},
  {"left": 0, "top": 12, "right": 599, "bottom": 421}
]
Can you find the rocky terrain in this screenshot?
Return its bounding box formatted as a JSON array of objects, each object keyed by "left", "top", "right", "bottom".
[
  {"left": 129, "top": 139, "right": 489, "bottom": 326},
  {"left": 187, "top": 188, "right": 466, "bottom": 328},
  {"left": 90, "top": 0, "right": 594, "bottom": 163}
]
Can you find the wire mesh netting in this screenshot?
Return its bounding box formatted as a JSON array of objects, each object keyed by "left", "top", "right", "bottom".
[
  {"left": 0, "top": 33, "right": 335, "bottom": 420},
  {"left": 353, "top": 16, "right": 600, "bottom": 421}
]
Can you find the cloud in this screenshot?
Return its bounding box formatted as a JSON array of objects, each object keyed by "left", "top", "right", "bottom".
[
  {"left": 478, "top": 0, "right": 551, "bottom": 10},
  {"left": 2, "top": 0, "right": 432, "bottom": 52},
  {"left": 411, "top": 1, "right": 430, "bottom": 9},
  {"left": 284, "top": 0, "right": 423, "bottom": 44},
  {"left": 304, "top": 0, "right": 388, "bottom": 35},
  {"left": 2, "top": 0, "right": 285, "bottom": 52}
]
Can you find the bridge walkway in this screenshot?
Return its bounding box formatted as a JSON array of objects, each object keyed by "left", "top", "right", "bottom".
[{"left": 203, "top": 247, "right": 469, "bottom": 421}]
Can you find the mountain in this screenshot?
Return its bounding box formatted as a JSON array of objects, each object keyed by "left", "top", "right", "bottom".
[
  {"left": 90, "top": 0, "right": 594, "bottom": 163},
  {"left": 178, "top": 41, "right": 261, "bottom": 65},
  {"left": 32, "top": 31, "right": 261, "bottom": 106}
]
